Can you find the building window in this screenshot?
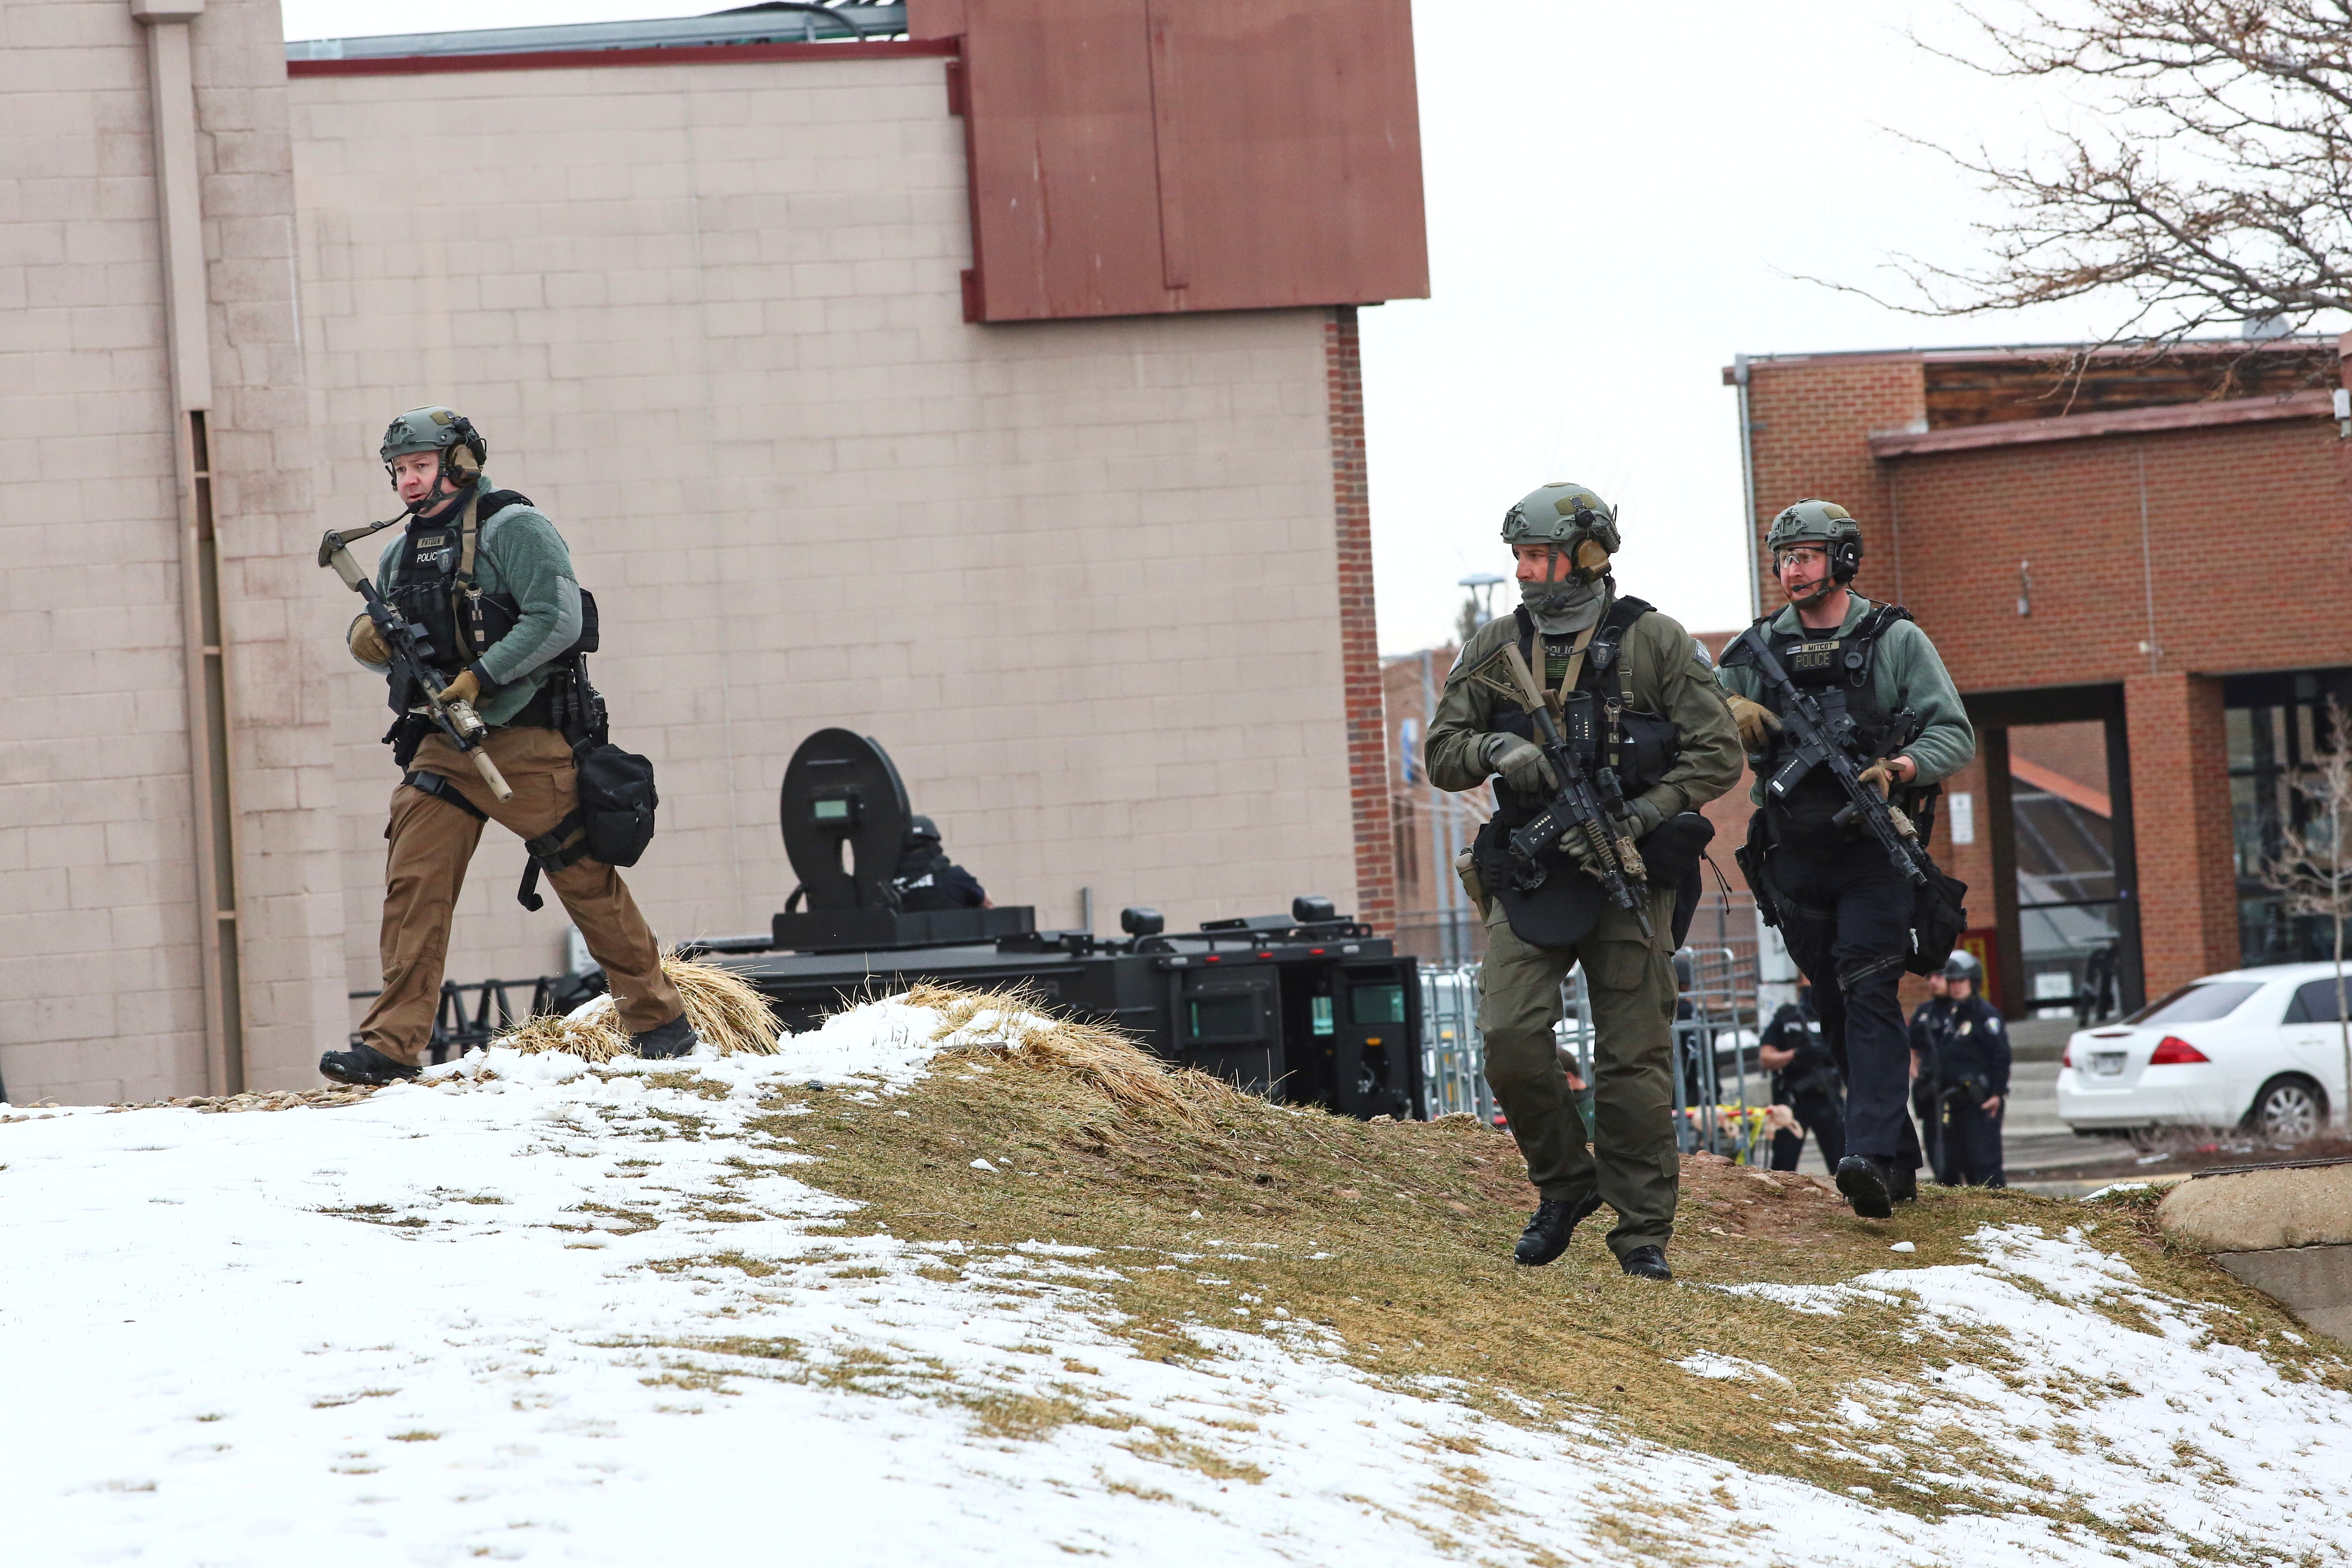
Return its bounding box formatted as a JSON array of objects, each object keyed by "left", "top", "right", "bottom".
[{"left": 2227, "top": 668, "right": 2352, "bottom": 966}]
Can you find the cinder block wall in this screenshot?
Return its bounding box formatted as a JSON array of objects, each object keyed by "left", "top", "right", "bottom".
[
  {"left": 0, "top": 0, "right": 343, "bottom": 1104},
  {"left": 291, "top": 53, "right": 1366, "bottom": 1006}
]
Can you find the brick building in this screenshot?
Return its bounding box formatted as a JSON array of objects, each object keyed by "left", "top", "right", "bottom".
[
  {"left": 0, "top": 0, "right": 1423, "bottom": 1103},
  {"left": 1723, "top": 336, "right": 2352, "bottom": 1017}
]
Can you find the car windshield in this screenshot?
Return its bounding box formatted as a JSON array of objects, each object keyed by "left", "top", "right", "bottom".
[{"left": 2122, "top": 981, "right": 2263, "bottom": 1027}]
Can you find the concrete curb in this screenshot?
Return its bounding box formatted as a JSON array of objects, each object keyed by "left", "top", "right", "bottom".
[{"left": 2158, "top": 1156, "right": 2352, "bottom": 1344}]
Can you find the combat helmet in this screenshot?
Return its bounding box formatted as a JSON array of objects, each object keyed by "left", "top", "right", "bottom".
[
  {"left": 1502, "top": 481, "right": 1619, "bottom": 588},
  {"left": 1766, "top": 499, "right": 1863, "bottom": 597},
  {"left": 1942, "top": 949, "right": 1984, "bottom": 984},
  {"left": 380, "top": 405, "right": 487, "bottom": 509}
]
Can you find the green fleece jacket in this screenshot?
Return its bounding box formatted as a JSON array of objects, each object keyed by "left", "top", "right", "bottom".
[
  {"left": 1713, "top": 594, "right": 1976, "bottom": 802},
  {"left": 351, "top": 486, "right": 584, "bottom": 728}
]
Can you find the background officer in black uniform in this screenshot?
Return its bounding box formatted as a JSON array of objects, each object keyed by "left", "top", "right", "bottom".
[
  {"left": 1716, "top": 500, "right": 1975, "bottom": 1218},
  {"left": 1911, "top": 951, "right": 2009, "bottom": 1186},
  {"left": 1760, "top": 984, "right": 1845, "bottom": 1172},
  {"left": 890, "top": 816, "right": 990, "bottom": 911}
]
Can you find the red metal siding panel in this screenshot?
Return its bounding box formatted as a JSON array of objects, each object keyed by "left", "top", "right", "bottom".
[{"left": 914, "top": 0, "right": 1428, "bottom": 322}]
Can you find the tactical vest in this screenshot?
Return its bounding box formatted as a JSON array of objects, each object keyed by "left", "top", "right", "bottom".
[
  {"left": 1484, "top": 595, "right": 1681, "bottom": 829},
  {"left": 1730, "top": 604, "right": 1914, "bottom": 852},
  {"left": 381, "top": 487, "right": 528, "bottom": 704}
]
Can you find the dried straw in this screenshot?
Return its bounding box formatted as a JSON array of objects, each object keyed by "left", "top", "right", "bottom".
[
  {"left": 906, "top": 982, "right": 1198, "bottom": 1120},
  {"left": 668, "top": 952, "right": 781, "bottom": 1057},
  {"left": 491, "top": 950, "right": 780, "bottom": 1061}
]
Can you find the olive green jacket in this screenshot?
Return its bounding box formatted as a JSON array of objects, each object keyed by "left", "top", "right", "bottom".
[
  {"left": 1713, "top": 594, "right": 1975, "bottom": 804},
  {"left": 1425, "top": 594, "right": 1744, "bottom": 832}
]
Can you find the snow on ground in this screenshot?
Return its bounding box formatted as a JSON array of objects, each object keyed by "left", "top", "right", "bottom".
[{"left": 3, "top": 998, "right": 2349, "bottom": 1566}]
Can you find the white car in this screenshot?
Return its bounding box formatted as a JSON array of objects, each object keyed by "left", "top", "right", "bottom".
[{"left": 2056, "top": 962, "right": 2352, "bottom": 1140}]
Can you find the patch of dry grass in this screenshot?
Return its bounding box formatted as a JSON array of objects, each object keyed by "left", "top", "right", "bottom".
[{"left": 905, "top": 982, "right": 1205, "bottom": 1120}]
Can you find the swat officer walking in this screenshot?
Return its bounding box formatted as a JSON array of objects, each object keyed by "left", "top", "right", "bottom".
[
  {"left": 1427, "top": 483, "right": 1741, "bottom": 1281},
  {"left": 322, "top": 408, "right": 690, "bottom": 1085},
  {"left": 1717, "top": 500, "right": 1975, "bottom": 1218},
  {"left": 1759, "top": 984, "right": 1845, "bottom": 1173},
  {"left": 1911, "top": 951, "right": 2009, "bottom": 1186}
]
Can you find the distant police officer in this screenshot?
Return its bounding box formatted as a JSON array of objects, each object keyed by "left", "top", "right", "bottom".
[
  {"left": 1716, "top": 500, "right": 1976, "bottom": 1218},
  {"left": 1911, "top": 951, "right": 2009, "bottom": 1187},
  {"left": 323, "top": 408, "right": 690, "bottom": 1085},
  {"left": 1427, "top": 483, "right": 1742, "bottom": 1281},
  {"left": 891, "top": 816, "right": 991, "bottom": 912},
  {"left": 1760, "top": 984, "right": 1845, "bottom": 1173}
]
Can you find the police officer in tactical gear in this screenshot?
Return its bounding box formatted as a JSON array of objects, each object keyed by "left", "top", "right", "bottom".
[
  {"left": 1427, "top": 483, "right": 1742, "bottom": 1281},
  {"left": 891, "top": 816, "right": 991, "bottom": 912},
  {"left": 1718, "top": 499, "right": 1975, "bottom": 1217},
  {"left": 321, "top": 408, "right": 691, "bottom": 1085},
  {"left": 1909, "top": 950, "right": 2009, "bottom": 1186},
  {"left": 1760, "top": 984, "right": 1845, "bottom": 1173}
]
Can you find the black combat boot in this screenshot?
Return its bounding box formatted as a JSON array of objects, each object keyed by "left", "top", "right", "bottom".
[
  {"left": 1889, "top": 1164, "right": 1920, "bottom": 1204},
  {"left": 1513, "top": 1192, "right": 1603, "bottom": 1267},
  {"left": 318, "top": 1043, "right": 421, "bottom": 1087},
  {"left": 1617, "top": 1245, "right": 1672, "bottom": 1281},
  {"left": 1835, "top": 1154, "right": 1895, "bottom": 1219},
  {"left": 630, "top": 1013, "right": 695, "bottom": 1060}
]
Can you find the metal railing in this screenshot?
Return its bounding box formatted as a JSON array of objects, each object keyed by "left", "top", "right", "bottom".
[
  {"left": 346, "top": 974, "right": 591, "bottom": 1065},
  {"left": 1671, "top": 941, "right": 1768, "bottom": 1161}
]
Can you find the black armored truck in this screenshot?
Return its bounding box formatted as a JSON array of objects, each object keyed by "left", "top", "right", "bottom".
[{"left": 690, "top": 729, "right": 1424, "bottom": 1121}]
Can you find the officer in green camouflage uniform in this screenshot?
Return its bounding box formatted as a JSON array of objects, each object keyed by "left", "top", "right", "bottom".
[{"left": 1426, "top": 483, "right": 1742, "bottom": 1279}]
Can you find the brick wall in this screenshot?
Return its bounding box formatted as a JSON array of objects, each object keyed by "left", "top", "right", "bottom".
[
  {"left": 0, "top": 0, "right": 342, "bottom": 1102},
  {"left": 2125, "top": 673, "right": 2240, "bottom": 989},
  {"left": 294, "top": 54, "right": 1369, "bottom": 998},
  {"left": 1327, "top": 306, "right": 1395, "bottom": 930},
  {"left": 1744, "top": 355, "right": 1927, "bottom": 605}
]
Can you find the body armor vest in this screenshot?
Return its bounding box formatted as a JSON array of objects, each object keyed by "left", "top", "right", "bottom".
[
  {"left": 1738, "top": 604, "right": 1912, "bottom": 853},
  {"left": 1485, "top": 595, "right": 1681, "bottom": 830},
  {"left": 381, "top": 488, "right": 526, "bottom": 707}
]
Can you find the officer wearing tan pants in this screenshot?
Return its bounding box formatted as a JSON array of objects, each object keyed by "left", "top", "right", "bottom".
[
  {"left": 321, "top": 408, "right": 688, "bottom": 1085},
  {"left": 357, "top": 728, "right": 684, "bottom": 1074}
]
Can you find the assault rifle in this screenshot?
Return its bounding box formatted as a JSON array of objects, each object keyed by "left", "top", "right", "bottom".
[
  {"left": 1731, "top": 628, "right": 1924, "bottom": 886},
  {"left": 318, "top": 519, "right": 512, "bottom": 802},
  {"left": 1495, "top": 643, "right": 1653, "bottom": 942}
]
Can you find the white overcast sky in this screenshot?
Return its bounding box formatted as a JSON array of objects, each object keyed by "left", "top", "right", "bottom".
[{"left": 281, "top": 0, "right": 2172, "bottom": 647}]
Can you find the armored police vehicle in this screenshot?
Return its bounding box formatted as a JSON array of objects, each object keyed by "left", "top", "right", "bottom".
[{"left": 692, "top": 730, "right": 1424, "bottom": 1121}]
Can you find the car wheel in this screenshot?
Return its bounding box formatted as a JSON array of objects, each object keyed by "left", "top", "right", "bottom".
[{"left": 2244, "top": 1075, "right": 2327, "bottom": 1144}]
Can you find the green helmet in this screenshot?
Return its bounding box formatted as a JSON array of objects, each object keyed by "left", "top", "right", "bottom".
[
  {"left": 1765, "top": 498, "right": 1862, "bottom": 584},
  {"left": 1502, "top": 481, "right": 1620, "bottom": 554},
  {"left": 379, "top": 405, "right": 487, "bottom": 489},
  {"left": 1503, "top": 481, "right": 1620, "bottom": 594}
]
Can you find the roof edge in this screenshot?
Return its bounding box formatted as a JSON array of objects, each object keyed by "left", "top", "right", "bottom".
[
  {"left": 1868, "top": 387, "right": 2334, "bottom": 459},
  {"left": 1719, "top": 334, "right": 2342, "bottom": 386}
]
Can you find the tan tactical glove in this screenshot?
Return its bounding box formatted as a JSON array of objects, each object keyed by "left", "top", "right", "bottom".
[
  {"left": 435, "top": 669, "right": 483, "bottom": 707},
  {"left": 1484, "top": 733, "right": 1557, "bottom": 795},
  {"left": 1856, "top": 759, "right": 1920, "bottom": 838},
  {"left": 1726, "top": 693, "right": 1781, "bottom": 753},
  {"left": 348, "top": 613, "right": 389, "bottom": 666}
]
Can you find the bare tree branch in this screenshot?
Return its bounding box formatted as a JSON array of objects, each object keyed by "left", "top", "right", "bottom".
[{"left": 1870, "top": 1, "right": 2352, "bottom": 349}]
